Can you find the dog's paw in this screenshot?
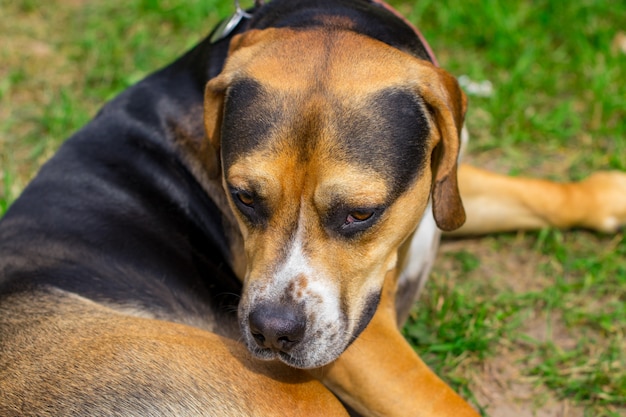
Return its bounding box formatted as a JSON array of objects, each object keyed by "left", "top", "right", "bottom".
[{"left": 578, "top": 171, "right": 626, "bottom": 233}]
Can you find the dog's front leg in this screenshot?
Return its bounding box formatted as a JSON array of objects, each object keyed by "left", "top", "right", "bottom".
[
  {"left": 312, "top": 271, "right": 480, "bottom": 417},
  {"left": 452, "top": 164, "right": 626, "bottom": 235}
]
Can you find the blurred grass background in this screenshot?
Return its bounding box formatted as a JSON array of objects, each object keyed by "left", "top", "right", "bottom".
[{"left": 0, "top": 1, "right": 624, "bottom": 416}]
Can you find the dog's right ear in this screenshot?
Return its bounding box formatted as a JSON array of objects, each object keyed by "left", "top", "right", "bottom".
[{"left": 203, "top": 74, "right": 229, "bottom": 178}]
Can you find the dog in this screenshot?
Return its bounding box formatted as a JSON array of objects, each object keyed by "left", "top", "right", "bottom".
[{"left": 2, "top": 0, "right": 625, "bottom": 416}]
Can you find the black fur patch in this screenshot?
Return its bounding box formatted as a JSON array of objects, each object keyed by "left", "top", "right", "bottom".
[
  {"left": 221, "top": 79, "right": 283, "bottom": 170},
  {"left": 351, "top": 290, "right": 381, "bottom": 342},
  {"left": 338, "top": 88, "right": 431, "bottom": 198}
]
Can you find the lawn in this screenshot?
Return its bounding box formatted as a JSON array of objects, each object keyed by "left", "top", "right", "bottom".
[{"left": 1, "top": 1, "right": 624, "bottom": 416}]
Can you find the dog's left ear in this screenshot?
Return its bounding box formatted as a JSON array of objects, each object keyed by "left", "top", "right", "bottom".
[{"left": 417, "top": 67, "right": 468, "bottom": 231}]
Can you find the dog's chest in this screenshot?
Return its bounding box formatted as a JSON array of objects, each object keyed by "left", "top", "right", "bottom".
[{"left": 395, "top": 205, "right": 441, "bottom": 324}]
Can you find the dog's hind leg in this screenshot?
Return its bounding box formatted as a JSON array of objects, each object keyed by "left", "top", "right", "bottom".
[{"left": 451, "top": 164, "right": 626, "bottom": 235}]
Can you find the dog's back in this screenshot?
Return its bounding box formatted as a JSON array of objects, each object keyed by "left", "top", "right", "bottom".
[{"left": 0, "top": 20, "right": 245, "bottom": 330}]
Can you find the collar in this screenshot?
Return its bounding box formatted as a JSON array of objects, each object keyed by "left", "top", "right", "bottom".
[
  {"left": 369, "top": 0, "right": 438, "bottom": 66},
  {"left": 212, "top": 0, "right": 438, "bottom": 67}
]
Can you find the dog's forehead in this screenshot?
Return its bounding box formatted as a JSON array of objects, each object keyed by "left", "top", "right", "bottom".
[
  {"left": 232, "top": 29, "right": 420, "bottom": 93},
  {"left": 221, "top": 29, "right": 432, "bottom": 198}
]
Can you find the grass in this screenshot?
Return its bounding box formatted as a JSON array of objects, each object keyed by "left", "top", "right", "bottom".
[
  {"left": 1, "top": 0, "right": 624, "bottom": 415},
  {"left": 405, "top": 230, "right": 626, "bottom": 415}
]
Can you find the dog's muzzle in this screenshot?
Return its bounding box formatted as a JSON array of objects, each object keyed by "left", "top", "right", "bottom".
[{"left": 239, "top": 277, "right": 348, "bottom": 369}]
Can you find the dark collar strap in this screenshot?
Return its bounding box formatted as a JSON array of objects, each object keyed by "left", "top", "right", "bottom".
[{"left": 369, "top": 0, "right": 439, "bottom": 66}]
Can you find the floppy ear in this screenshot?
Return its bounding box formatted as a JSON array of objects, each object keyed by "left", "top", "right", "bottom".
[
  {"left": 418, "top": 67, "right": 468, "bottom": 231},
  {"left": 203, "top": 74, "right": 229, "bottom": 179}
]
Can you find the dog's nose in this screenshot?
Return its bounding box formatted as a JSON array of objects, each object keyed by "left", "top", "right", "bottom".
[{"left": 248, "top": 304, "right": 306, "bottom": 353}]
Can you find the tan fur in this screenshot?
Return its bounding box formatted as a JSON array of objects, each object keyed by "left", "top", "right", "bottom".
[
  {"left": 0, "top": 290, "right": 348, "bottom": 417},
  {"left": 313, "top": 269, "right": 479, "bottom": 417}
]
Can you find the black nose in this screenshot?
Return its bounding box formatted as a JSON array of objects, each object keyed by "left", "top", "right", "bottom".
[{"left": 248, "top": 304, "right": 306, "bottom": 353}]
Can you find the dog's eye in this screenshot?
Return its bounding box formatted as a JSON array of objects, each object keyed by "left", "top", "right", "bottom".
[
  {"left": 236, "top": 191, "right": 254, "bottom": 207},
  {"left": 230, "top": 188, "right": 269, "bottom": 227},
  {"left": 327, "top": 206, "right": 383, "bottom": 238},
  {"left": 341, "top": 209, "right": 378, "bottom": 232},
  {"left": 345, "top": 210, "right": 374, "bottom": 224}
]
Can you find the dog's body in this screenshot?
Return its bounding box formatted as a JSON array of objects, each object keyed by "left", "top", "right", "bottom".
[{"left": 2, "top": 1, "right": 625, "bottom": 416}]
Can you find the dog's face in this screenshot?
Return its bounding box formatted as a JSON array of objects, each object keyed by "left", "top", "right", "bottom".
[{"left": 204, "top": 28, "right": 466, "bottom": 368}]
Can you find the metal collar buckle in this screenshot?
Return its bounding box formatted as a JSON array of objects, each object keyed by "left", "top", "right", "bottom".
[{"left": 210, "top": 0, "right": 253, "bottom": 44}]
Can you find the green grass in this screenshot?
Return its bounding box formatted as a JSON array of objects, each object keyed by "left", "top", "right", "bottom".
[
  {"left": 405, "top": 230, "right": 625, "bottom": 415},
  {"left": 1, "top": 1, "right": 625, "bottom": 416}
]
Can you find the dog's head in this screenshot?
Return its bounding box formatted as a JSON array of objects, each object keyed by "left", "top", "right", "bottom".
[{"left": 203, "top": 28, "right": 466, "bottom": 368}]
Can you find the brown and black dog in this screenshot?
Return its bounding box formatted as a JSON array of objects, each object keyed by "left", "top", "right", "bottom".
[{"left": 1, "top": 1, "right": 625, "bottom": 416}]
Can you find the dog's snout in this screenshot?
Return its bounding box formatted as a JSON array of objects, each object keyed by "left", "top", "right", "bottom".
[{"left": 248, "top": 304, "right": 306, "bottom": 352}]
